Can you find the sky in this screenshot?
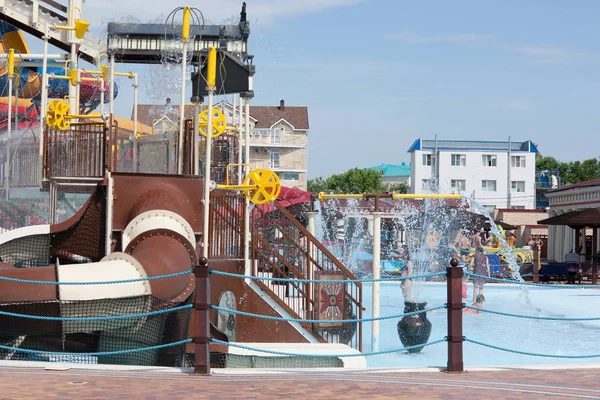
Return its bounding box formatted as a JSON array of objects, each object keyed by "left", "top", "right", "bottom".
[{"left": 23, "top": 0, "right": 600, "bottom": 178}]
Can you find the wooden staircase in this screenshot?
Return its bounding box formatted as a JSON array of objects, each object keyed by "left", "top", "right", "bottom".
[{"left": 209, "top": 191, "right": 363, "bottom": 351}]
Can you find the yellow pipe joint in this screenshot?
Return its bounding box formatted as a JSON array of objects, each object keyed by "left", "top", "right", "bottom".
[
  {"left": 207, "top": 47, "right": 217, "bottom": 89},
  {"left": 182, "top": 6, "right": 191, "bottom": 41},
  {"left": 7, "top": 49, "right": 14, "bottom": 78}
]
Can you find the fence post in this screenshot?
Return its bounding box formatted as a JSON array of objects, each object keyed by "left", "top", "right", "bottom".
[
  {"left": 194, "top": 256, "right": 210, "bottom": 374},
  {"left": 446, "top": 258, "right": 464, "bottom": 372}
]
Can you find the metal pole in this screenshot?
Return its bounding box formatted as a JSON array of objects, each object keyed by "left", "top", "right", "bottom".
[
  {"left": 446, "top": 258, "right": 464, "bottom": 372},
  {"left": 202, "top": 47, "right": 217, "bottom": 258},
  {"left": 194, "top": 256, "right": 210, "bottom": 374},
  {"left": 237, "top": 95, "right": 243, "bottom": 185},
  {"left": 177, "top": 43, "right": 188, "bottom": 175},
  {"left": 75, "top": 68, "right": 81, "bottom": 117},
  {"left": 5, "top": 76, "right": 12, "bottom": 200},
  {"left": 244, "top": 96, "right": 251, "bottom": 275},
  {"left": 307, "top": 211, "right": 317, "bottom": 318},
  {"left": 105, "top": 172, "right": 114, "bottom": 255},
  {"left": 202, "top": 91, "right": 213, "bottom": 257},
  {"left": 507, "top": 136, "right": 512, "bottom": 209},
  {"left": 193, "top": 101, "right": 200, "bottom": 175},
  {"left": 371, "top": 212, "right": 381, "bottom": 352},
  {"left": 39, "top": 26, "right": 49, "bottom": 186},
  {"left": 132, "top": 74, "right": 139, "bottom": 172},
  {"left": 67, "top": 0, "right": 78, "bottom": 114},
  {"left": 109, "top": 54, "right": 115, "bottom": 116},
  {"left": 99, "top": 78, "right": 105, "bottom": 115}
]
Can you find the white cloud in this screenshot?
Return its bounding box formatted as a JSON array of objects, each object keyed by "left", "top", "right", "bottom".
[
  {"left": 84, "top": 0, "right": 364, "bottom": 28},
  {"left": 384, "top": 31, "right": 495, "bottom": 44}
]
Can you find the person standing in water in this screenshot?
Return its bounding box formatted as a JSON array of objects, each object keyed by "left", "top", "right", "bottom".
[
  {"left": 464, "top": 294, "right": 485, "bottom": 314},
  {"left": 470, "top": 247, "right": 490, "bottom": 302}
]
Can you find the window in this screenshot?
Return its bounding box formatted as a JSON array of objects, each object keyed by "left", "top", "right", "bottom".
[
  {"left": 511, "top": 155, "right": 526, "bottom": 168},
  {"left": 483, "top": 205, "right": 496, "bottom": 214},
  {"left": 450, "top": 179, "right": 466, "bottom": 192},
  {"left": 422, "top": 179, "right": 431, "bottom": 191},
  {"left": 482, "top": 154, "right": 497, "bottom": 167},
  {"left": 282, "top": 173, "right": 299, "bottom": 181},
  {"left": 422, "top": 154, "right": 433, "bottom": 166},
  {"left": 481, "top": 180, "right": 497, "bottom": 192},
  {"left": 451, "top": 154, "right": 466, "bottom": 166},
  {"left": 270, "top": 149, "right": 280, "bottom": 168},
  {"left": 511, "top": 181, "right": 525, "bottom": 193},
  {"left": 270, "top": 128, "right": 281, "bottom": 144}
]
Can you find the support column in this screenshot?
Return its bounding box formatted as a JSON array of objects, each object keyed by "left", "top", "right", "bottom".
[
  {"left": 593, "top": 227, "right": 598, "bottom": 285},
  {"left": 306, "top": 211, "right": 318, "bottom": 319},
  {"left": 194, "top": 257, "right": 210, "bottom": 374},
  {"left": 447, "top": 258, "right": 464, "bottom": 372},
  {"left": 371, "top": 212, "right": 381, "bottom": 352}
]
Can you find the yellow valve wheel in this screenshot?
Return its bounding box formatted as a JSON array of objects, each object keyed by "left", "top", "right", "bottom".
[
  {"left": 46, "top": 99, "right": 71, "bottom": 131},
  {"left": 198, "top": 108, "right": 227, "bottom": 138},
  {"left": 243, "top": 169, "right": 281, "bottom": 205}
]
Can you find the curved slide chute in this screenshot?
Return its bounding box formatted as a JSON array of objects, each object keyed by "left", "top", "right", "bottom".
[{"left": 0, "top": 180, "right": 198, "bottom": 366}]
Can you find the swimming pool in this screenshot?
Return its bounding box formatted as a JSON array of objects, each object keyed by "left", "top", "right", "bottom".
[{"left": 361, "top": 282, "right": 600, "bottom": 368}]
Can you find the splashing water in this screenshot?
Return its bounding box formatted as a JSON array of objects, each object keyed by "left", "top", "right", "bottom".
[{"left": 314, "top": 189, "right": 531, "bottom": 303}]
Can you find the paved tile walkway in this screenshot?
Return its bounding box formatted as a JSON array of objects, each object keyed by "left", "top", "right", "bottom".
[{"left": 1, "top": 366, "right": 599, "bottom": 399}]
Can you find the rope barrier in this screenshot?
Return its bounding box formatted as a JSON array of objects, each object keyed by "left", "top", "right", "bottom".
[
  {"left": 211, "top": 338, "right": 447, "bottom": 357},
  {"left": 210, "top": 304, "right": 446, "bottom": 324},
  {"left": 464, "top": 305, "right": 600, "bottom": 321},
  {"left": 465, "top": 272, "right": 600, "bottom": 289},
  {"left": 464, "top": 337, "right": 600, "bottom": 359},
  {"left": 0, "top": 304, "right": 193, "bottom": 321},
  {"left": 0, "top": 338, "right": 192, "bottom": 357},
  {"left": 210, "top": 270, "right": 447, "bottom": 284},
  {"left": 0, "top": 270, "right": 193, "bottom": 285}
]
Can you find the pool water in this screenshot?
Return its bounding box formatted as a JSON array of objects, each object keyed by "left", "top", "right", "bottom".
[{"left": 361, "top": 282, "right": 600, "bottom": 368}]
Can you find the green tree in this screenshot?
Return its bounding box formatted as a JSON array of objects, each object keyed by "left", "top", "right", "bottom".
[
  {"left": 308, "top": 168, "right": 409, "bottom": 194},
  {"left": 535, "top": 148, "right": 600, "bottom": 185}
]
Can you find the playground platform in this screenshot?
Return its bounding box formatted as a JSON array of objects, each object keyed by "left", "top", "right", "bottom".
[{"left": 1, "top": 362, "right": 599, "bottom": 399}]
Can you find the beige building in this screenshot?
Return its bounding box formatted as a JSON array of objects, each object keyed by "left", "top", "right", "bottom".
[{"left": 134, "top": 99, "right": 309, "bottom": 190}]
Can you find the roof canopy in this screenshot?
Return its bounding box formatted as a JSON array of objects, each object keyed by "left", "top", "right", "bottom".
[{"left": 538, "top": 208, "right": 600, "bottom": 228}]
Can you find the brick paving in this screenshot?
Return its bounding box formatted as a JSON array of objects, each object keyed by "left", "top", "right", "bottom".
[{"left": 0, "top": 366, "right": 599, "bottom": 399}]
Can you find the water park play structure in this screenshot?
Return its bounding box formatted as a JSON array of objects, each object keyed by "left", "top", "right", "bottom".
[{"left": 0, "top": 0, "right": 599, "bottom": 375}]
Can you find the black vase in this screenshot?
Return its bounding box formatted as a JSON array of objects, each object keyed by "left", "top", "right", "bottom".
[{"left": 397, "top": 301, "right": 432, "bottom": 354}]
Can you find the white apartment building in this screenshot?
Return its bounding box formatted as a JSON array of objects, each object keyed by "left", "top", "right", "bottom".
[{"left": 407, "top": 139, "right": 538, "bottom": 212}]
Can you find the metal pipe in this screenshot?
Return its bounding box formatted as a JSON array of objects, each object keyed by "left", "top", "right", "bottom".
[
  {"left": 132, "top": 74, "right": 139, "bottom": 172},
  {"left": 306, "top": 211, "right": 317, "bottom": 321},
  {"left": 244, "top": 97, "right": 251, "bottom": 275},
  {"left": 177, "top": 41, "right": 188, "bottom": 175},
  {"left": 317, "top": 192, "right": 462, "bottom": 201},
  {"left": 99, "top": 77, "right": 105, "bottom": 116},
  {"left": 75, "top": 68, "right": 81, "bottom": 118},
  {"left": 0, "top": 54, "right": 68, "bottom": 60},
  {"left": 202, "top": 48, "right": 217, "bottom": 258},
  {"left": 193, "top": 102, "right": 200, "bottom": 175},
  {"left": 371, "top": 212, "right": 381, "bottom": 352},
  {"left": 105, "top": 172, "right": 114, "bottom": 255},
  {"left": 39, "top": 26, "right": 49, "bottom": 187},
  {"left": 5, "top": 76, "right": 12, "bottom": 200},
  {"left": 237, "top": 94, "right": 243, "bottom": 185},
  {"left": 507, "top": 135, "right": 512, "bottom": 208},
  {"left": 109, "top": 54, "right": 115, "bottom": 117}
]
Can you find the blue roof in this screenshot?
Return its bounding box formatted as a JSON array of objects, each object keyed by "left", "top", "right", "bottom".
[
  {"left": 407, "top": 139, "right": 538, "bottom": 153},
  {"left": 366, "top": 163, "right": 411, "bottom": 177}
]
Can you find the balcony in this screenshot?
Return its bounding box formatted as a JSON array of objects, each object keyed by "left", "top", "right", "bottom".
[{"left": 249, "top": 129, "right": 307, "bottom": 148}]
